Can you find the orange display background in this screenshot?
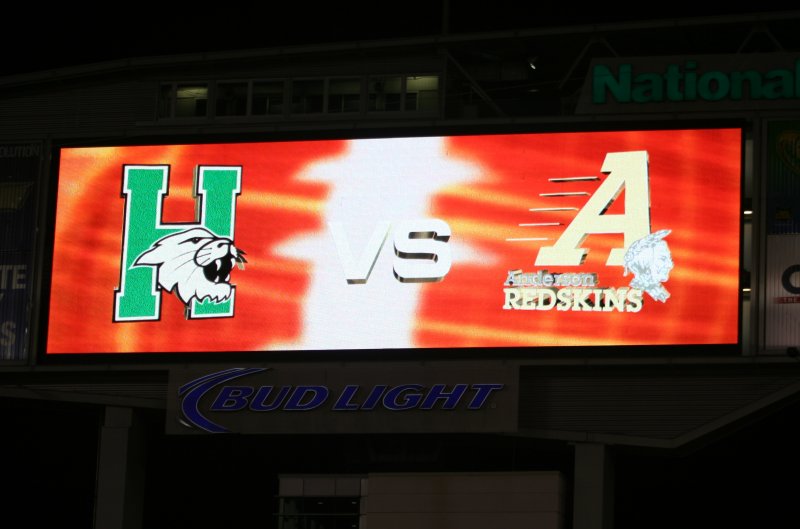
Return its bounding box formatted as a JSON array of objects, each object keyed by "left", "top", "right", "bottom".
[{"left": 46, "top": 129, "right": 741, "bottom": 354}]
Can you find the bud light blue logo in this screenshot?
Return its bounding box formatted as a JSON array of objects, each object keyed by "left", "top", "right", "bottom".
[{"left": 178, "top": 368, "right": 504, "bottom": 433}]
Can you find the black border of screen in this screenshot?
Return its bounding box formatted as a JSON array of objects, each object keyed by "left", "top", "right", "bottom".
[{"left": 33, "top": 120, "right": 747, "bottom": 365}]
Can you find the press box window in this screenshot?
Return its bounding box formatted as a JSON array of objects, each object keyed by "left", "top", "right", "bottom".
[
  {"left": 252, "top": 81, "right": 285, "bottom": 115},
  {"left": 368, "top": 75, "right": 438, "bottom": 112},
  {"left": 406, "top": 75, "right": 439, "bottom": 112},
  {"left": 292, "top": 80, "right": 324, "bottom": 114},
  {"left": 216, "top": 82, "right": 248, "bottom": 117},
  {"left": 328, "top": 78, "right": 361, "bottom": 113},
  {"left": 368, "top": 76, "right": 402, "bottom": 112},
  {"left": 175, "top": 84, "right": 208, "bottom": 118}
]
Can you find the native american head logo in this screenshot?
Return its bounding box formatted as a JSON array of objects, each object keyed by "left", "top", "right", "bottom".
[
  {"left": 133, "top": 227, "right": 246, "bottom": 306},
  {"left": 623, "top": 229, "right": 673, "bottom": 303}
]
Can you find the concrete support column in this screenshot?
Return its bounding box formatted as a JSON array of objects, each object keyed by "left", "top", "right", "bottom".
[
  {"left": 94, "top": 406, "right": 145, "bottom": 529},
  {"left": 572, "top": 442, "right": 614, "bottom": 529}
]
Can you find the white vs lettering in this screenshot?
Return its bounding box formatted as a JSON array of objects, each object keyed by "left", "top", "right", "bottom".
[{"left": 329, "top": 219, "right": 451, "bottom": 284}]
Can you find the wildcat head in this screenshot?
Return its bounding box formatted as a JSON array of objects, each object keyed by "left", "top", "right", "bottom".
[{"left": 134, "top": 228, "right": 246, "bottom": 306}]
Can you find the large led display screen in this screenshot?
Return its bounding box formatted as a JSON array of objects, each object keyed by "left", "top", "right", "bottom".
[{"left": 45, "top": 129, "right": 741, "bottom": 354}]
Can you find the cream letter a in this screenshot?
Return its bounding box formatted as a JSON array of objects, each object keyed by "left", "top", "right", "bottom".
[{"left": 535, "top": 151, "right": 651, "bottom": 267}]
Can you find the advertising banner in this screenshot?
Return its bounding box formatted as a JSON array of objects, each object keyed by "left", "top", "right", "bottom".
[
  {"left": 166, "top": 365, "right": 516, "bottom": 434},
  {"left": 0, "top": 253, "right": 30, "bottom": 360},
  {"left": 1, "top": 143, "right": 39, "bottom": 361},
  {"left": 765, "top": 235, "right": 800, "bottom": 349},
  {"left": 45, "top": 129, "right": 742, "bottom": 355},
  {"left": 767, "top": 121, "right": 800, "bottom": 234},
  {"left": 765, "top": 121, "right": 800, "bottom": 350},
  {"left": 577, "top": 54, "right": 800, "bottom": 115}
]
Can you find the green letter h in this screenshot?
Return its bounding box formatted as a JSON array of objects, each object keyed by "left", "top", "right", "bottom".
[{"left": 113, "top": 165, "right": 242, "bottom": 322}]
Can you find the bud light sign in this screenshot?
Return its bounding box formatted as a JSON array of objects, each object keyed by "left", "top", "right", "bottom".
[{"left": 167, "top": 366, "right": 516, "bottom": 434}]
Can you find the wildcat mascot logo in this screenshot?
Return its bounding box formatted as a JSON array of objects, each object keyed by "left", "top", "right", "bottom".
[
  {"left": 113, "top": 165, "right": 244, "bottom": 322},
  {"left": 134, "top": 227, "right": 246, "bottom": 306}
]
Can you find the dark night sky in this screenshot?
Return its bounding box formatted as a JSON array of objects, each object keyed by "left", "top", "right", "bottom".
[{"left": 3, "top": 5, "right": 795, "bottom": 77}]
